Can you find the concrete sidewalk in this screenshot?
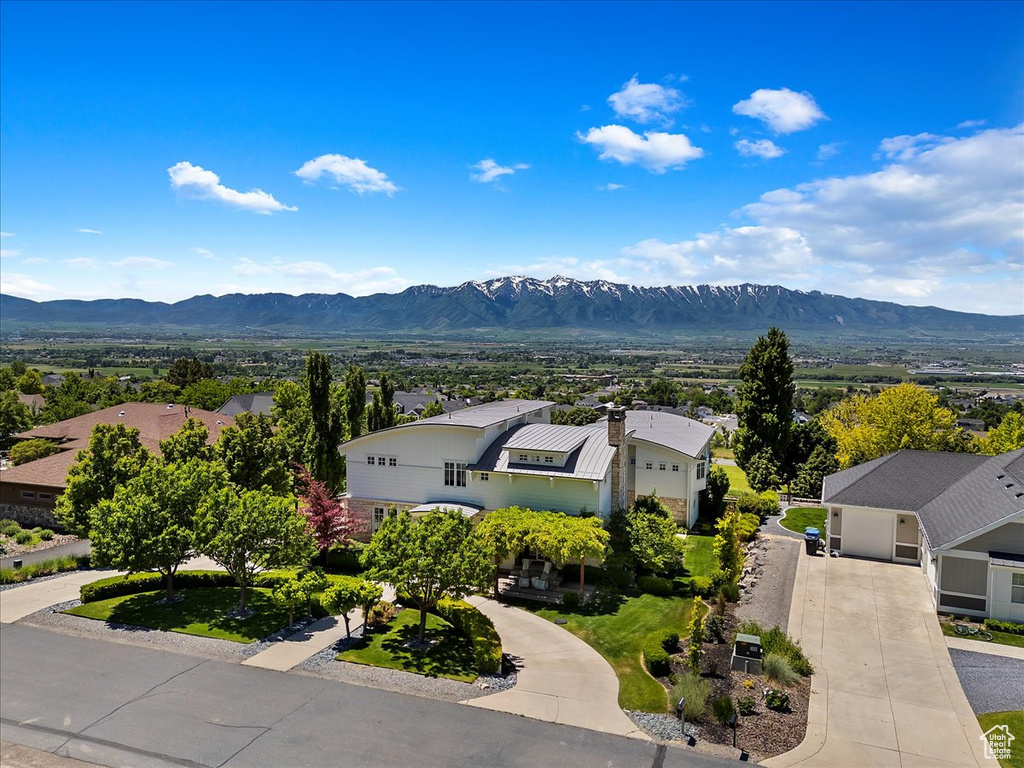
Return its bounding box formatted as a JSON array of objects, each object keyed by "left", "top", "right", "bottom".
[
  {"left": 461, "top": 596, "right": 648, "bottom": 740},
  {"left": 945, "top": 635, "right": 1024, "bottom": 660},
  {"left": 764, "top": 554, "right": 988, "bottom": 768},
  {"left": 0, "top": 569, "right": 118, "bottom": 624}
]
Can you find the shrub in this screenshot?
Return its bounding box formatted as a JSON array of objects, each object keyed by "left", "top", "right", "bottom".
[
  {"left": 9, "top": 438, "right": 61, "bottom": 466},
  {"left": 759, "top": 491, "right": 781, "bottom": 515},
  {"left": 672, "top": 577, "right": 692, "bottom": 596},
  {"left": 741, "top": 678, "right": 755, "bottom": 690},
  {"left": 366, "top": 600, "right": 396, "bottom": 628},
  {"left": 765, "top": 688, "right": 790, "bottom": 712},
  {"left": 39, "top": 529, "right": 55, "bottom": 541},
  {"left": 642, "top": 629, "right": 680, "bottom": 677},
  {"left": 637, "top": 575, "right": 673, "bottom": 596},
  {"left": 736, "top": 493, "right": 764, "bottom": 518},
  {"left": 14, "top": 531, "right": 33, "bottom": 545},
  {"left": 712, "top": 695, "right": 735, "bottom": 725},
  {"left": 705, "top": 614, "right": 726, "bottom": 643},
  {"left": 325, "top": 543, "right": 366, "bottom": 574},
  {"left": 736, "top": 620, "right": 814, "bottom": 676},
  {"left": 985, "top": 618, "right": 1024, "bottom": 636},
  {"left": 762, "top": 652, "right": 800, "bottom": 687},
  {"left": 434, "top": 597, "right": 502, "bottom": 674},
  {"left": 736, "top": 696, "right": 757, "bottom": 715},
  {"left": 688, "top": 576, "right": 714, "bottom": 598},
  {"left": 0, "top": 519, "right": 21, "bottom": 536},
  {"left": 737, "top": 513, "right": 760, "bottom": 542},
  {"left": 719, "top": 581, "right": 740, "bottom": 603},
  {"left": 0, "top": 554, "right": 84, "bottom": 584},
  {"left": 561, "top": 590, "right": 581, "bottom": 609},
  {"left": 588, "top": 567, "right": 634, "bottom": 590},
  {"left": 80, "top": 570, "right": 234, "bottom": 602},
  {"left": 671, "top": 672, "right": 711, "bottom": 722}
]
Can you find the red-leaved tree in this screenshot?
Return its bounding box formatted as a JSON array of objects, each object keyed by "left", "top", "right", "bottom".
[{"left": 296, "top": 466, "right": 366, "bottom": 560}]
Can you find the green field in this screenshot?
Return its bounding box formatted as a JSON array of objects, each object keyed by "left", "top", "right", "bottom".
[
  {"left": 683, "top": 534, "right": 720, "bottom": 579},
  {"left": 718, "top": 463, "right": 752, "bottom": 496},
  {"left": 780, "top": 507, "right": 827, "bottom": 535}
]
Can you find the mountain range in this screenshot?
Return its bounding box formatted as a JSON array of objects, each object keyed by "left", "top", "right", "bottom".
[{"left": 1, "top": 277, "right": 1020, "bottom": 338}]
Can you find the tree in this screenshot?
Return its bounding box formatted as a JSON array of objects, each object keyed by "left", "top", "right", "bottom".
[
  {"left": 195, "top": 487, "right": 316, "bottom": 612},
  {"left": 820, "top": 383, "right": 969, "bottom": 468},
  {"left": 271, "top": 380, "right": 311, "bottom": 466},
  {"left": 420, "top": 400, "right": 445, "bottom": 419},
  {"left": 322, "top": 580, "right": 359, "bottom": 638},
  {"left": 550, "top": 406, "right": 602, "bottom": 426},
  {"left": 9, "top": 438, "right": 61, "bottom": 465},
  {"left": 17, "top": 369, "right": 43, "bottom": 395},
  {"left": 366, "top": 373, "right": 397, "bottom": 433},
  {"left": 166, "top": 357, "right": 214, "bottom": 388},
  {"left": 0, "top": 366, "right": 17, "bottom": 391},
  {"left": 55, "top": 423, "right": 152, "bottom": 536},
  {"left": 159, "top": 418, "right": 214, "bottom": 464},
  {"left": 782, "top": 420, "right": 837, "bottom": 500},
  {"left": 713, "top": 507, "right": 744, "bottom": 580},
  {"left": 271, "top": 577, "right": 310, "bottom": 626},
  {"left": 361, "top": 508, "right": 491, "bottom": 642},
  {"left": 978, "top": 411, "right": 1024, "bottom": 455},
  {"left": 790, "top": 444, "right": 839, "bottom": 499},
  {"left": 305, "top": 351, "right": 346, "bottom": 493},
  {"left": 607, "top": 495, "right": 680, "bottom": 574},
  {"left": 0, "top": 390, "right": 33, "bottom": 450},
  {"left": 90, "top": 459, "right": 227, "bottom": 599},
  {"left": 180, "top": 379, "right": 231, "bottom": 411},
  {"left": 214, "top": 411, "right": 291, "bottom": 494},
  {"left": 647, "top": 379, "right": 679, "bottom": 407},
  {"left": 699, "top": 465, "right": 730, "bottom": 518},
  {"left": 476, "top": 506, "right": 533, "bottom": 597},
  {"left": 734, "top": 328, "right": 795, "bottom": 490},
  {"left": 686, "top": 598, "right": 706, "bottom": 672},
  {"left": 540, "top": 514, "right": 610, "bottom": 599},
  {"left": 296, "top": 466, "right": 366, "bottom": 559},
  {"left": 344, "top": 364, "right": 367, "bottom": 440}
]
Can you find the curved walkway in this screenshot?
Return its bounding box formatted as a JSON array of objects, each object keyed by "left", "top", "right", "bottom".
[{"left": 462, "top": 596, "right": 648, "bottom": 740}]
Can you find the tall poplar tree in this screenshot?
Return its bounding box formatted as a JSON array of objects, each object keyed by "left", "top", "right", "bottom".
[
  {"left": 344, "top": 364, "right": 367, "bottom": 440},
  {"left": 305, "top": 351, "right": 345, "bottom": 493}
]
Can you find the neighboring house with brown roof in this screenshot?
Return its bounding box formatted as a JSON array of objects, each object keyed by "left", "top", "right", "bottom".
[
  {"left": 17, "top": 393, "right": 46, "bottom": 414},
  {"left": 0, "top": 403, "right": 233, "bottom": 528}
]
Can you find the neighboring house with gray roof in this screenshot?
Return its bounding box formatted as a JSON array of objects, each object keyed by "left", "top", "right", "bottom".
[
  {"left": 217, "top": 392, "right": 275, "bottom": 418},
  {"left": 339, "top": 400, "right": 714, "bottom": 535},
  {"left": 822, "top": 449, "right": 1024, "bottom": 622}
]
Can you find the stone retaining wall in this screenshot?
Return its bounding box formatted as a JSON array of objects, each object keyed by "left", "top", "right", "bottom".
[{"left": 0, "top": 502, "right": 58, "bottom": 529}]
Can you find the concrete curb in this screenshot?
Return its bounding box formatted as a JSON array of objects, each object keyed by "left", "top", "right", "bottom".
[{"left": 944, "top": 635, "right": 1024, "bottom": 660}]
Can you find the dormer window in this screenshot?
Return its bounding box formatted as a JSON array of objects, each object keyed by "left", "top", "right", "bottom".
[
  {"left": 519, "top": 454, "right": 528, "bottom": 462},
  {"left": 545, "top": 456, "right": 554, "bottom": 464}
]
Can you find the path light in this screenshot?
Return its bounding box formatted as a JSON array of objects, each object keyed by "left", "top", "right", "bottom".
[
  {"left": 730, "top": 711, "right": 738, "bottom": 748},
  {"left": 676, "top": 696, "right": 686, "bottom": 739}
]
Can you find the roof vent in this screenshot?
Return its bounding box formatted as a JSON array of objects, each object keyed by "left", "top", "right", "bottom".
[
  {"left": 216, "top": 420, "right": 224, "bottom": 426},
  {"left": 997, "top": 474, "right": 1005, "bottom": 479},
  {"left": 119, "top": 411, "right": 126, "bottom": 416},
  {"left": 1016, "top": 492, "right": 1023, "bottom": 498},
  {"left": 1005, "top": 483, "right": 1014, "bottom": 489},
  {"left": 167, "top": 404, "right": 174, "bottom": 409}
]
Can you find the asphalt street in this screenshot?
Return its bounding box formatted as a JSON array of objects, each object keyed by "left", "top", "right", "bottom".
[
  {"left": 948, "top": 647, "right": 1024, "bottom": 715},
  {"left": 0, "top": 623, "right": 737, "bottom": 768}
]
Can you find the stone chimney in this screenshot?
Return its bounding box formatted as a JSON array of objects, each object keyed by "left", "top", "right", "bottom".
[{"left": 607, "top": 405, "right": 628, "bottom": 512}]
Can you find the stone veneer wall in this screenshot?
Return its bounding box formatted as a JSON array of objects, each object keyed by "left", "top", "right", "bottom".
[
  {"left": 344, "top": 497, "right": 414, "bottom": 542},
  {"left": 0, "top": 502, "right": 58, "bottom": 529},
  {"left": 626, "top": 491, "right": 688, "bottom": 525}
]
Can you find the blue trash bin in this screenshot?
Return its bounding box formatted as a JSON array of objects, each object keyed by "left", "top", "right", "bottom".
[{"left": 804, "top": 527, "right": 820, "bottom": 555}]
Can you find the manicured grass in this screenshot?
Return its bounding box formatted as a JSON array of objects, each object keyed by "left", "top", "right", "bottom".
[
  {"left": 528, "top": 593, "right": 696, "bottom": 713},
  {"left": 65, "top": 587, "right": 290, "bottom": 643},
  {"left": 977, "top": 711, "right": 1024, "bottom": 768},
  {"left": 779, "top": 507, "right": 827, "bottom": 535},
  {"left": 718, "top": 463, "right": 752, "bottom": 495},
  {"left": 711, "top": 447, "right": 735, "bottom": 460},
  {"left": 939, "top": 621, "right": 1024, "bottom": 649},
  {"left": 337, "top": 608, "right": 477, "bottom": 682},
  {"left": 683, "top": 534, "right": 720, "bottom": 579}
]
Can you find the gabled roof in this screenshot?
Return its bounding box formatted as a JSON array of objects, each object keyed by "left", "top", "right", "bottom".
[
  {"left": 217, "top": 392, "right": 275, "bottom": 417},
  {"left": 504, "top": 423, "right": 590, "bottom": 454},
  {"left": 469, "top": 423, "right": 615, "bottom": 481},
  {"left": 620, "top": 410, "right": 715, "bottom": 459},
  {"left": 409, "top": 399, "right": 553, "bottom": 429}
]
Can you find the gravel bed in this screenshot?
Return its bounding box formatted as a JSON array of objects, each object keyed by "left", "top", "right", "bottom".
[
  {"left": 949, "top": 648, "right": 1024, "bottom": 714},
  {"left": 297, "top": 626, "right": 517, "bottom": 703},
  {"left": 0, "top": 533, "right": 81, "bottom": 559},
  {"left": 735, "top": 532, "right": 801, "bottom": 632},
  {"left": 626, "top": 711, "right": 700, "bottom": 742}
]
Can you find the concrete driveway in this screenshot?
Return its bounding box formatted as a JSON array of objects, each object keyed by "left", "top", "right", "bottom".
[{"left": 764, "top": 554, "right": 988, "bottom": 768}]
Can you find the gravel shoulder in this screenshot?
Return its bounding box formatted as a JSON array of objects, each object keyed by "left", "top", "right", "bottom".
[
  {"left": 948, "top": 648, "right": 1024, "bottom": 715},
  {"left": 735, "top": 531, "right": 801, "bottom": 632}
]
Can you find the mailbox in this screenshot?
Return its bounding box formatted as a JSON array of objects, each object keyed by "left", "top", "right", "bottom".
[{"left": 731, "top": 633, "right": 763, "bottom": 674}]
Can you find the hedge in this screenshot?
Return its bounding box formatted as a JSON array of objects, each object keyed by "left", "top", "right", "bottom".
[
  {"left": 80, "top": 570, "right": 235, "bottom": 602},
  {"left": 642, "top": 629, "right": 680, "bottom": 677},
  {"left": 675, "top": 571, "right": 727, "bottom": 598},
  {"left": 434, "top": 598, "right": 502, "bottom": 674},
  {"left": 985, "top": 618, "right": 1024, "bottom": 636},
  {"left": 637, "top": 575, "right": 673, "bottom": 596}
]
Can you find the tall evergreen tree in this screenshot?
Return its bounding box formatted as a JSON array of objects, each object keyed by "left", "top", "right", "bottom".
[
  {"left": 734, "top": 327, "right": 795, "bottom": 491},
  {"left": 343, "top": 364, "right": 367, "bottom": 440},
  {"left": 366, "top": 372, "right": 397, "bottom": 432},
  {"left": 304, "top": 351, "right": 346, "bottom": 493}
]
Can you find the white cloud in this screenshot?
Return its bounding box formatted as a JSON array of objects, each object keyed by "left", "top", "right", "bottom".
[
  {"left": 192, "top": 247, "right": 216, "bottom": 260},
  {"left": 577, "top": 125, "right": 704, "bottom": 173},
  {"left": 958, "top": 119, "right": 987, "bottom": 129},
  {"left": 732, "top": 88, "right": 827, "bottom": 134},
  {"left": 110, "top": 257, "right": 172, "bottom": 270},
  {"left": 607, "top": 75, "right": 686, "bottom": 125},
  {"left": 600, "top": 183, "right": 626, "bottom": 191},
  {"left": 230, "top": 259, "right": 408, "bottom": 295},
  {"left": 817, "top": 142, "right": 844, "bottom": 161},
  {"left": 76, "top": 228, "right": 102, "bottom": 234},
  {"left": 0, "top": 249, "right": 21, "bottom": 259},
  {"left": 876, "top": 132, "right": 954, "bottom": 161},
  {"left": 471, "top": 158, "right": 530, "bottom": 184},
  {"left": 21, "top": 258, "right": 48, "bottom": 265},
  {"left": 735, "top": 139, "right": 786, "bottom": 159},
  {"left": 168, "top": 161, "right": 297, "bottom": 214},
  {"left": 294, "top": 154, "right": 399, "bottom": 196},
  {"left": 62, "top": 257, "right": 99, "bottom": 269},
  {"left": 1, "top": 232, "right": 14, "bottom": 238},
  {"left": 0, "top": 272, "right": 55, "bottom": 298}
]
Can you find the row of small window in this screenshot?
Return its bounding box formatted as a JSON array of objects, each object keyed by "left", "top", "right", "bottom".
[
  {"left": 366, "top": 455, "right": 398, "bottom": 468},
  {"left": 631, "top": 458, "right": 680, "bottom": 472},
  {"left": 20, "top": 490, "right": 52, "bottom": 500},
  {"left": 517, "top": 453, "right": 554, "bottom": 464}
]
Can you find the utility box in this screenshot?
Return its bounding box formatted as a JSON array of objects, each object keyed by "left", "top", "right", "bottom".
[{"left": 731, "top": 633, "right": 763, "bottom": 674}]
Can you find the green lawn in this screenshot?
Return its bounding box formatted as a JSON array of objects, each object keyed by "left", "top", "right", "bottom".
[
  {"left": 780, "top": 507, "right": 827, "bottom": 534},
  {"left": 65, "top": 587, "right": 290, "bottom": 643},
  {"left": 528, "top": 593, "right": 696, "bottom": 712},
  {"left": 337, "top": 608, "right": 477, "bottom": 682},
  {"left": 683, "top": 534, "right": 720, "bottom": 579},
  {"left": 711, "top": 447, "right": 735, "bottom": 461},
  {"left": 977, "top": 711, "right": 1024, "bottom": 768},
  {"left": 939, "top": 621, "right": 1024, "bottom": 649},
  {"left": 718, "top": 463, "right": 752, "bottom": 496}
]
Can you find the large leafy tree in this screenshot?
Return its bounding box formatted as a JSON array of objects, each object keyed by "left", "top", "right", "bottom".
[
  {"left": 17, "top": 369, "right": 43, "bottom": 395},
  {"left": 195, "top": 487, "right": 316, "bottom": 611},
  {"left": 362, "top": 508, "right": 491, "bottom": 642},
  {"left": 734, "top": 328, "right": 795, "bottom": 491},
  {"left": 296, "top": 466, "right": 366, "bottom": 559},
  {"left": 608, "top": 495, "right": 681, "bottom": 573},
  {"left": 786, "top": 420, "right": 840, "bottom": 498},
  {"left": 820, "top": 383, "right": 969, "bottom": 468},
  {"left": 55, "top": 422, "right": 152, "bottom": 536},
  {"left": 366, "top": 373, "right": 397, "bottom": 433},
  {"left": 271, "top": 380, "right": 311, "bottom": 466},
  {"left": 0, "top": 390, "right": 33, "bottom": 450},
  {"left": 305, "top": 351, "right": 346, "bottom": 493},
  {"left": 90, "top": 459, "right": 228, "bottom": 599},
  {"left": 214, "top": 411, "right": 291, "bottom": 494},
  {"left": 159, "top": 417, "right": 215, "bottom": 464},
  {"left": 179, "top": 379, "right": 231, "bottom": 411},
  {"left": 550, "top": 406, "right": 602, "bottom": 426},
  {"left": 977, "top": 412, "right": 1024, "bottom": 456},
  {"left": 699, "top": 465, "right": 730, "bottom": 518},
  {"left": 344, "top": 364, "right": 367, "bottom": 440},
  {"left": 476, "top": 506, "right": 534, "bottom": 597},
  {"left": 9, "top": 438, "right": 61, "bottom": 465},
  {"left": 166, "top": 357, "right": 214, "bottom": 388},
  {"left": 539, "top": 514, "right": 610, "bottom": 598}
]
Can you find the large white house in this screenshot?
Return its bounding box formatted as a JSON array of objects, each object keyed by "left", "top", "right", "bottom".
[
  {"left": 822, "top": 448, "right": 1024, "bottom": 622},
  {"left": 339, "top": 399, "right": 715, "bottom": 533}
]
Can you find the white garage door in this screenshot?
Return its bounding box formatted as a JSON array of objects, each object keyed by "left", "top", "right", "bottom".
[{"left": 841, "top": 508, "right": 894, "bottom": 561}]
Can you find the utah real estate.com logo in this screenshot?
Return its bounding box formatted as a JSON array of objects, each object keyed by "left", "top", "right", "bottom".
[{"left": 981, "top": 724, "right": 1014, "bottom": 761}]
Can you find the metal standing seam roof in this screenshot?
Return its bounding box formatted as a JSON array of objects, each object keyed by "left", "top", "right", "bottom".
[
  {"left": 620, "top": 410, "right": 716, "bottom": 459},
  {"left": 469, "top": 423, "right": 616, "bottom": 481},
  {"left": 503, "top": 423, "right": 591, "bottom": 453},
  {"left": 413, "top": 398, "right": 554, "bottom": 428}
]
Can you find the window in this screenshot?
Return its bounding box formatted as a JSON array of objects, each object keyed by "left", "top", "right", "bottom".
[
  {"left": 378, "top": 456, "right": 386, "bottom": 467},
  {"left": 444, "top": 461, "right": 467, "bottom": 487},
  {"left": 367, "top": 456, "right": 376, "bottom": 465},
  {"left": 38, "top": 492, "right": 52, "bottom": 500},
  {"left": 630, "top": 457, "right": 636, "bottom": 466},
  {"left": 645, "top": 462, "right": 653, "bottom": 470},
  {"left": 372, "top": 507, "right": 386, "bottom": 531},
  {"left": 519, "top": 454, "right": 528, "bottom": 462},
  {"left": 672, "top": 464, "right": 679, "bottom": 472},
  {"left": 21, "top": 490, "right": 35, "bottom": 499},
  {"left": 659, "top": 463, "right": 666, "bottom": 471},
  {"left": 544, "top": 456, "right": 554, "bottom": 464},
  {"left": 697, "top": 461, "right": 706, "bottom": 480},
  {"left": 1013, "top": 573, "right": 1024, "bottom": 604},
  {"left": 388, "top": 457, "right": 397, "bottom": 468},
  {"left": 480, "top": 472, "right": 489, "bottom": 482}
]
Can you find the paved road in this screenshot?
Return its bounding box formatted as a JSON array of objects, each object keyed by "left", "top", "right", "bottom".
[
  {"left": 949, "top": 648, "right": 1024, "bottom": 715},
  {"left": 0, "top": 624, "right": 736, "bottom": 768},
  {"left": 1, "top": 540, "right": 92, "bottom": 570}
]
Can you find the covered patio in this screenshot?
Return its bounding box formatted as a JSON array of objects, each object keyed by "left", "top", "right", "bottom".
[{"left": 497, "top": 557, "right": 597, "bottom": 605}]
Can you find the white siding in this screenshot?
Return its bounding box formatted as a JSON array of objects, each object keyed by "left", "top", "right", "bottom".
[
  {"left": 990, "top": 567, "right": 1024, "bottom": 622},
  {"left": 631, "top": 443, "right": 695, "bottom": 500}
]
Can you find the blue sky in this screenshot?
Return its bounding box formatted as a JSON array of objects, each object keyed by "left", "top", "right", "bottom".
[{"left": 1, "top": 1, "right": 1022, "bottom": 314}]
